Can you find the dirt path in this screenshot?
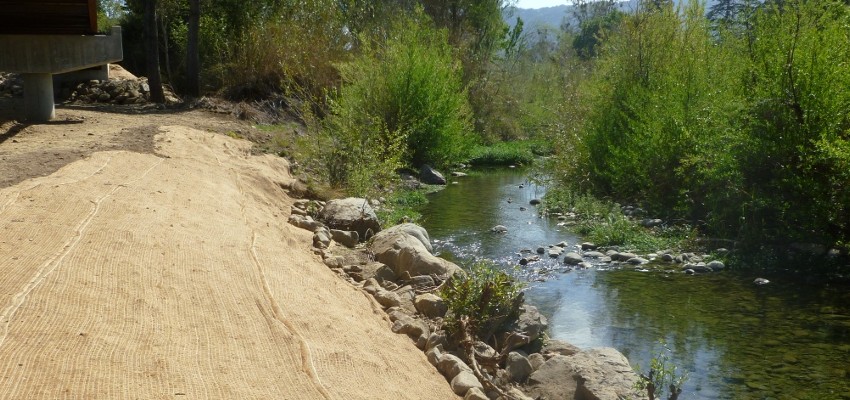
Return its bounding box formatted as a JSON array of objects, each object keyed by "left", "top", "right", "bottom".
[{"left": 0, "top": 104, "right": 457, "bottom": 398}]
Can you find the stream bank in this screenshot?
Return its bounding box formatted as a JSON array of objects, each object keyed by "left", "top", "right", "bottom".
[{"left": 420, "top": 167, "right": 850, "bottom": 400}]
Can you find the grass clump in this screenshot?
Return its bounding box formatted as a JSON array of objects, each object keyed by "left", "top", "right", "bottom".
[{"left": 375, "top": 189, "right": 429, "bottom": 228}]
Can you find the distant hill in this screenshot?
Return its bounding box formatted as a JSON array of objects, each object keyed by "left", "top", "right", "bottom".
[{"left": 505, "top": 0, "right": 719, "bottom": 32}]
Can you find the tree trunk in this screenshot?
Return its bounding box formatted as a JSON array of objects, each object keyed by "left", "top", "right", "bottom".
[
  {"left": 186, "top": 0, "right": 200, "bottom": 97},
  {"left": 144, "top": 0, "right": 165, "bottom": 103}
]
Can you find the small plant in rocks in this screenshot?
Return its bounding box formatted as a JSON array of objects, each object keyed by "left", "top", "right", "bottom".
[
  {"left": 634, "top": 340, "right": 689, "bottom": 400},
  {"left": 440, "top": 261, "right": 525, "bottom": 342}
]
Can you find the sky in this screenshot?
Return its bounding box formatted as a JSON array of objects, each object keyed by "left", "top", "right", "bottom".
[{"left": 514, "top": 0, "right": 570, "bottom": 8}]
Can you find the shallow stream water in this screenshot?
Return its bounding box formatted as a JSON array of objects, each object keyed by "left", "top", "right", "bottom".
[{"left": 420, "top": 168, "right": 850, "bottom": 400}]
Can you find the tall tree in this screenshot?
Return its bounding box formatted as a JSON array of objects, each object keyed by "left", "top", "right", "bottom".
[
  {"left": 144, "top": 0, "right": 166, "bottom": 103},
  {"left": 186, "top": 0, "right": 200, "bottom": 97}
]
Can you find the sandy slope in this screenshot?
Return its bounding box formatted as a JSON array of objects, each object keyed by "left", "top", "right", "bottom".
[{"left": 0, "top": 125, "right": 457, "bottom": 399}]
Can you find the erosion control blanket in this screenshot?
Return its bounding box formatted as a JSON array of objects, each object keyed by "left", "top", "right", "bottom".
[{"left": 0, "top": 126, "right": 455, "bottom": 399}]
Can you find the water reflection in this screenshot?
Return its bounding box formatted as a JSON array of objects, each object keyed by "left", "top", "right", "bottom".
[{"left": 422, "top": 168, "right": 850, "bottom": 400}]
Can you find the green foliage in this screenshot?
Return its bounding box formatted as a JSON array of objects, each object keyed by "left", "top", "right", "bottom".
[
  {"left": 634, "top": 340, "right": 689, "bottom": 400},
  {"left": 375, "top": 189, "right": 429, "bottom": 228},
  {"left": 322, "top": 11, "right": 474, "bottom": 189},
  {"left": 440, "top": 261, "right": 525, "bottom": 340},
  {"left": 547, "top": 0, "right": 850, "bottom": 256},
  {"left": 467, "top": 140, "right": 550, "bottom": 166},
  {"left": 572, "top": 8, "right": 624, "bottom": 59}
]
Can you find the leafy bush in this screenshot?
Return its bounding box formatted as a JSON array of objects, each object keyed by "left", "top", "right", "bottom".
[
  {"left": 440, "top": 261, "right": 525, "bottom": 341},
  {"left": 467, "top": 140, "right": 549, "bottom": 166},
  {"left": 313, "top": 10, "right": 475, "bottom": 195}
]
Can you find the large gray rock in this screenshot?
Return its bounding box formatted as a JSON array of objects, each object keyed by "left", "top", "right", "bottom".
[
  {"left": 563, "top": 252, "right": 583, "bottom": 265},
  {"left": 329, "top": 229, "right": 359, "bottom": 248},
  {"left": 451, "top": 371, "right": 483, "bottom": 396},
  {"left": 371, "top": 224, "right": 463, "bottom": 278},
  {"left": 526, "top": 356, "right": 578, "bottom": 400},
  {"left": 527, "top": 349, "right": 646, "bottom": 400},
  {"left": 542, "top": 339, "right": 580, "bottom": 358},
  {"left": 320, "top": 198, "right": 381, "bottom": 239},
  {"left": 501, "top": 305, "right": 548, "bottom": 352},
  {"left": 506, "top": 351, "right": 533, "bottom": 382},
  {"left": 415, "top": 293, "right": 448, "bottom": 318},
  {"left": 570, "top": 348, "right": 646, "bottom": 400},
  {"left": 438, "top": 354, "right": 472, "bottom": 380},
  {"left": 379, "top": 223, "right": 433, "bottom": 252},
  {"left": 420, "top": 165, "right": 447, "bottom": 185}
]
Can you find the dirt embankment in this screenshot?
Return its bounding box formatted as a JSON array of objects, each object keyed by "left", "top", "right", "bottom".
[{"left": 0, "top": 103, "right": 457, "bottom": 399}]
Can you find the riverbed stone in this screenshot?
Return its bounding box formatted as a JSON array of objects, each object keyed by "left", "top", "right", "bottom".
[
  {"left": 612, "top": 252, "right": 638, "bottom": 262},
  {"left": 529, "top": 199, "right": 542, "bottom": 205},
  {"left": 661, "top": 253, "right": 675, "bottom": 262},
  {"left": 707, "top": 260, "right": 725, "bottom": 271},
  {"left": 571, "top": 348, "right": 646, "bottom": 400},
  {"left": 492, "top": 225, "right": 509, "bottom": 233},
  {"left": 548, "top": 247, "right": 563, "bottom": 258},
  {"left": 640, "top": 218, "right": 663, "bottom": 228},
  {"left": 627, "top": 257, "right": 648, "bottom": 265},
  {"left": 563, "top": 252, "right": 583, "bottom": 265},
  {"left": 526, "top": 356, "right": 578, "bottom": 400},
  {"left": 536, "top": 246, "right": 546, "bottom": 254},
  {"left": 320, "top": 198, "right": 381, "bottom": 239},
  {"left": 438, "top": 354, "right": 472, "bottom": 380},
  {"left": 584, "top": 251, "right": 605, "bottom": 258},
  {"left": 426, "top": 331, "right": 448, "bottom": 351},
  {"left": 380, "top": 223, "right": 433, "bottom": 252},
  {"left": 420, "top": 165, "right": 447, "bottom": 185},
  {"left": 542, "top": 339, "right": 580, "bottom": 358}
]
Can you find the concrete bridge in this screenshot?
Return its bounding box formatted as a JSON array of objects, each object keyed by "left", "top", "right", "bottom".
[{"left": 0, "top": 0, "right": 123, "bottom": 121}]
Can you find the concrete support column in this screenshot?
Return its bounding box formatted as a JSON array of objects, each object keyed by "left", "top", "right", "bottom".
[{"left": 23, "top": 73, "right": 55, "bottom": 122}]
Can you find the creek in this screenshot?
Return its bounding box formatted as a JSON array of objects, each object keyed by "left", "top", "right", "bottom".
[{"left": 420, "top": 168, "right": 850, "bottom": 400}]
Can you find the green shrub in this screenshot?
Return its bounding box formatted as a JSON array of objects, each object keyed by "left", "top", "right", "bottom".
[{"left": 440, "top": 261, "right": 525, "bottom": 341}]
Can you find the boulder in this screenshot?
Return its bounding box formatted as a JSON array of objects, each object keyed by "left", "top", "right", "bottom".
[
  {"left": 506, "top": 351, "right": 533, "bottom": 382},
  {"left": 611, "top": 252, "right": 638, "bottom": 262},
  {"left": 379, "top": 223, "right": 433, "bottom": 252},
  {"left": 329, "top": 229, "right": 359, "bottom": 248},
  {"left": 313, "top": 228, "right": 331, "bottom": 249},
  {"left": 707, "top": 260, "right": 725, "bottom": 271},
  {"left": 464, "top": 387, "right": 488, "bottom": 400},
  {"left": 501, "top": 305, "right": 548, "bottom": 352},
  {"left": 563, "top": 252, "right": 583, "bottom": 265},
  {"left": 528, "top": 353, "right": 546, "bottom": 371},
  {"left": 526, "top": 356, "right": 578, "bottom": 400},
  {"left": 541, "top": 339, "right": 580, "bottom": 358},
  {"left": 584, "top": 251, "right": 605, "bottom": 258},
  {"left": 492, "top": 225, "right": 509, "bottom": 233},
  {"left": 451, "top": 371, "right": 483, "bottom": 396},
  {"left": 581, "top": 242, "right": 598, "bottom": 250},
  {"left": 288, "top": 214, "right": 324, "bottom": 232},
  {"left": 570, "top": 348, "right": 646, "bottom": 400},
  {"left": 438, "top": 354, "right": 472, "bottom": 380},
  {"left": 360, "top": 261, "right": 396, "bottom": 283},
  {"left": 426, "top": 331, "right": 448, "bottom": 351},
  {"left": 415, "top": 293, "right": 448, "bottom": 318},
  {"left": 371, "top": 225, "right": 463, "bottom": 278},
  {"left": 420, "top": 165, "right": 447, "bottom": 185},
  {"left": 320, "top": 198, "right": 381, "bottom": 239}
]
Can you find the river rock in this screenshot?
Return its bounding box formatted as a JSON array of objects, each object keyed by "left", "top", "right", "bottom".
[
  {"left": 640, "top": 218, "right": 663, "bottom": 228},
  {"left": 451, "top": 371, "right": 483, "bottom": 396},
  {"left": 320, "top": 198, "right": 381, "bottom": 239},
  {"left": 542, "top": 339, "right": 580, "bottom": 358},
  {"left": 506, "top": 351, "right": 533, "bottom": 382},
  {"left": 526, "top": 356, "right": 579, "bottom": 400},
  {"left": 707, "top": 260, "right": 725, "bottom": 271},
  {"left": 580, "top": 242, "right": 598, "bottom": 250},
  {"left": 360, "top": 261, "right": 396, "bottom": 282},
  {"left": 661, "top": 253, "right": 675, "bottom": 262},
  {"left": 329, "top": 229, "right": 359, "bottom": 248},
  {"left": 627, "top": 257, "right": 648, "bottom": 265},
  {"left": 527, "top": 349, "right": 646, "bottom": 400},
  {"left": 451, "top": 171, "right": 468, "bottom": 177},
  {"left": 420, "top": 165, "right": 447, "bottom": 185},
  {"left": 313, "top": 228, "right": 331, "bottom": 249},
  {"left": 528, "top": 353, "right": 546, "bottom": 371},
  {"left": 754, "top": 277, "right": 770, "bottom": 285},
  {"left": 584, "top": 251, "right": 605, "bottom": 258},
  {"left": 612, "top": 252, "right": 638, "bottom": 262},
  {"left": 371, "top": 224, "right": 462, "bottom": 278},
  {"left": 415, "top": 293, "right": 448, "bottom": 318},
  {"left": 426, "top": 331, "right": 447, "bottom": 351},
  {"left": 380, "top": 223, "right": 434, "bottom": 252},
  {"left": 501, "top": 305, "right": 548, "bottom": 352},
  {"left": 563, "top": 252, "right": 583, "bottom": 265},
  {"left": 548, "top": 248, "right": 562, "bottom": 258},
  {"left": 536, "top": 246, "right": 546, "bottom": 254},
  {"left": 570, "top": 348, "right": 646, "bottom": 400},
  {"left": 492, "top": 225, "right": 509, "bottom": 233},
  {"left": 529, "top": 199, "right": 542, "bottom": 205},
  {"left": 373, "top": 288, "right": 402, "bottom": 308}
]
